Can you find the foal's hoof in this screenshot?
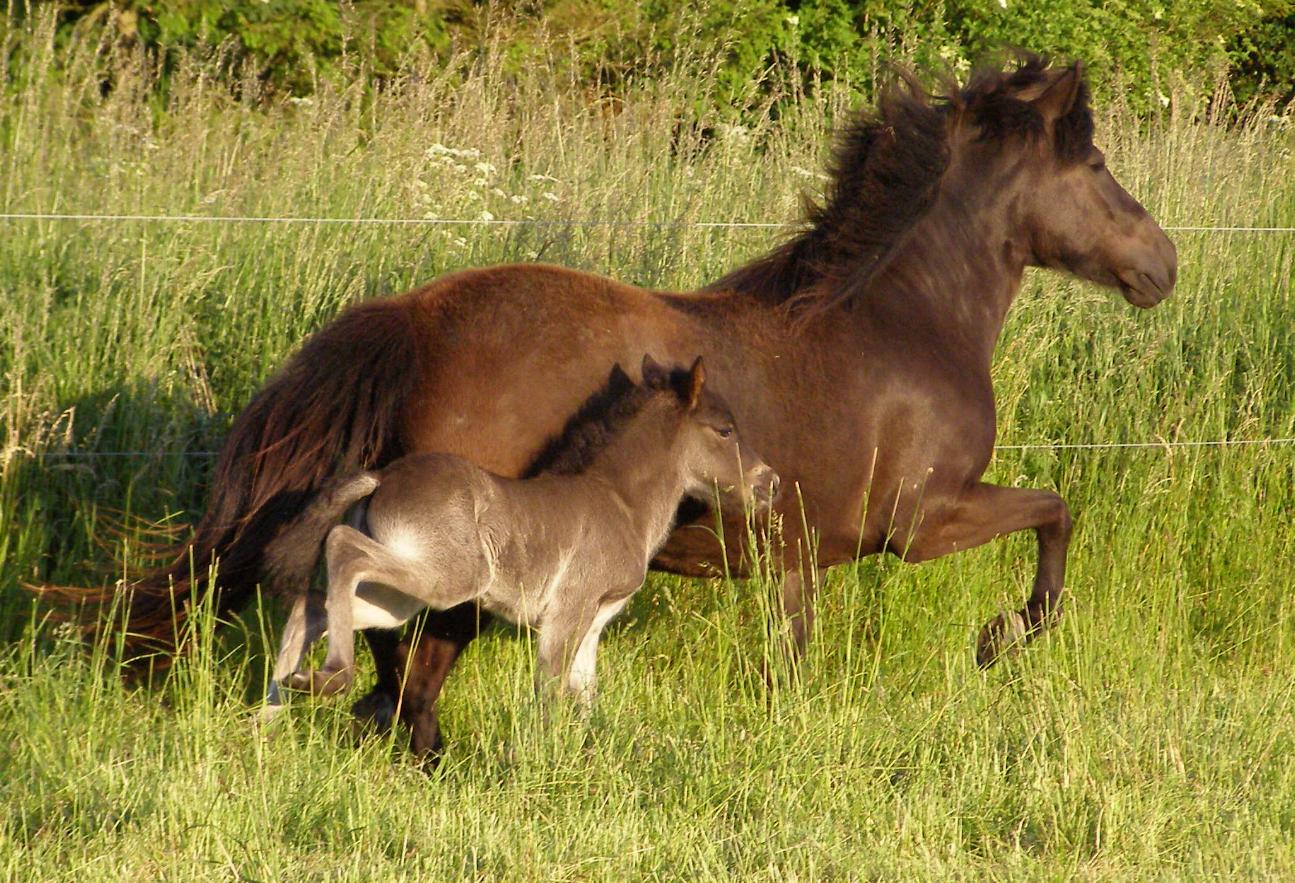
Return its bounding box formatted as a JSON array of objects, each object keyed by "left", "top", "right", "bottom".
[
  {"left": 288, "top": 667, "right": 354, "bottom": 697},
  {"left": 976, "top": 610, "right": 1029, "bottom": 668}
]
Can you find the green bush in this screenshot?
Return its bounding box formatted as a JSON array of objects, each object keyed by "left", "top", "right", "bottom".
[
  {"left": 17, "top": 0, "right": 1295, "bottom": 109},
  {"left": 1229, "top": 7, "right": 1295, "bottom": 105}
]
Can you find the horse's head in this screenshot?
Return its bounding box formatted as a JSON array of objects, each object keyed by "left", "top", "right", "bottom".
[
  {"left": 952, "top": 59, "right": 1176, "bottom": 308},
  {"left": 641, "top": 354, "right": 778, "bottom": 511}
]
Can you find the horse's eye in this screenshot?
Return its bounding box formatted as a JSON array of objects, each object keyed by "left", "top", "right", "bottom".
[{"left": 715, "top": 426, "right": 733, "bottom": 439}]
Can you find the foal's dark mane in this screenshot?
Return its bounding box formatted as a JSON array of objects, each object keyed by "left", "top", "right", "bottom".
[
  {"left": 522, "top": 364, "right": 683, "bottom": 478},
  {"left": 707, "top": 54, "right": 1094, "bottom": 319}
]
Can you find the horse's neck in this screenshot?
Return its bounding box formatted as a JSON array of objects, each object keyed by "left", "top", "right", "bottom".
[
  {"left": 860, "top": 198, "right": 1027, "bottom": 363},
  {"left": 582, "top": 416, "right": 688, "bottom": 549}
]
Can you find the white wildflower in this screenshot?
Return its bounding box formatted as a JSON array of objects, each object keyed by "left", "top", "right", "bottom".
[
  {"left": 491, "top": 187, "right": 507, "bottom": 198},
  {"left": 474, "top": 161, "right": 497, "bottom": 176},
  {"left": 480, "top": 210, "right": 495, "bottom": 222},
  {"left": 529, "top": 173, "right": 561, "bottom": 183},
  {"left": 542, "top": 191, "right": 560, "bottom": 203},
  {"left": 473, "top": 177, "right": 490, "bottom": 187},
  {"left": 510, "top": 194, "right": 529, "bottom": 205},
  {"left": 467, "top": 190, "right": 481, "bottom": 201}
]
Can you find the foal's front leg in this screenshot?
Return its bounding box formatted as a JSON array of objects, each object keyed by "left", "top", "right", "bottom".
[
  {"left": 536, "top": 601, "right": 601, "bottom": 704},
  {"left": 901, "top": 482, "right": 1073, "bottom": 666},
  {"left": 565, "top": 598, "right": 630, "bottom": 703}
]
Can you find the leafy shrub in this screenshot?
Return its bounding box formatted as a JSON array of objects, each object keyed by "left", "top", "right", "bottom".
[{"left": 19, "top": 0, "right": 1295, "bottom": 109}]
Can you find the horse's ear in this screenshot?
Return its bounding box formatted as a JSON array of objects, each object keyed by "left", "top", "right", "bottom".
[
  {"left": 685, "top": 356, "right": 706, "bottom": 410},
  {"left": 1032, "top": 61, "right": 1083, "bottom": 122},
  {"left": 641, "top": 353, "right": 666, "bottom": 388}
]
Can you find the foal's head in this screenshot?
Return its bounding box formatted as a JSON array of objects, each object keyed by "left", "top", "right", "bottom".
[
  {"left": 640, "top": 354, "right": 778, "bottom": 511},
  {"left": 949, "top": 57, "right": 1177, "bottom": 307}
]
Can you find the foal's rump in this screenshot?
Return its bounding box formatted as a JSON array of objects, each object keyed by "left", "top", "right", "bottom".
[{"left": 262, "top": 471, "right": 382, "bottom": 597}]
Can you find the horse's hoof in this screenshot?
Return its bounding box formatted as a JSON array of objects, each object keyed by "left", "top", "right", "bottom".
[
  {"left": 976, "top": 610, "right": 1029, "bottom": 668},
  {"left": 351, "top": 691, "right": 396, "bottom": 737},
  {"left": 288, "top": 667, "right": 353, "bottom": 697}
]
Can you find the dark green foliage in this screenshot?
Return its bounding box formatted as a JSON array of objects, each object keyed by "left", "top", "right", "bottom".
[
  {"left": 37, "top": 0, "right": 461, "bottom": 93},
  {"left": 17, "top": 1, "right": 1295, "bottom": 114},
  {"left": 1229, "top": 7, "right": 1295, "bottom": 106}
]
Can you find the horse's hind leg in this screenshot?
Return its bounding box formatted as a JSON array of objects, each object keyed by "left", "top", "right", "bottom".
[
  {"left": 393, "top": 603, "right": 489, "bottom": 760},
  {"left": 350, "top": 628, "right": 402, "bottom": 736},
  {"left": 900, "top": 482, "right": 1072, "bottom": 667}
]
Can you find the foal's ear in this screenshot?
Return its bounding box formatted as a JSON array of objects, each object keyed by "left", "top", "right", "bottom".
[
  {"left": 607, "top": 362, "right": 634, "bottom": 392},
  {"left": 641, "top": 353, "right": 667, "bottom": 388},
  {"left": 685, "top": 356, "right": 706, "bottom": 410},
  {"left": 1032, "top": 61, "right": 1084, "bottom": 122}
]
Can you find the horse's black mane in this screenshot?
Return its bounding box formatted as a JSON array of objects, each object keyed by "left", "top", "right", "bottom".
[
  {"left": 522, "top": 362, "right": 686, "bottom": 478},
  {"left": 707, "top": 54, "right": 1094, "bottom": 318}
]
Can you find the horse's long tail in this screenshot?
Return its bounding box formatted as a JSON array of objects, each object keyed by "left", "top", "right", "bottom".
[
  {"left": 44, "top": 295, "right": 423, "bottom": 663},
  {"left": 262, "top": 471, "right": 381, "bottom": 594}
]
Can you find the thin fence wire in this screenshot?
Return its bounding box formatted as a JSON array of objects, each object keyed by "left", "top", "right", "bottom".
[
  {"left": 1, "top": 211, "right": 1294, "bottom": 234},
  {"left": 10, "top": 437, "right": 1295, "bottom": 460}
]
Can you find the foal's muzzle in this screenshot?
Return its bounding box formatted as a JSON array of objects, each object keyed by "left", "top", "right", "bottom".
[{"left": 751, "top": 468, "right": 780, "bottom": 508}]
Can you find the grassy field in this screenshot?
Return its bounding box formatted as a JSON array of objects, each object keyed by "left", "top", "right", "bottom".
[{"left": 2, "top": 19, "right": 1295, "bottom": 881}]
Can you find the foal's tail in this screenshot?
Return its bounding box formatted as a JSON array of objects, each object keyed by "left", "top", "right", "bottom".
[
  {"left": 262, "top": 472, "right": 381, "bottom": 594},
  {"left": 41, "top": 295, "right": 424, "bottom": 664}
]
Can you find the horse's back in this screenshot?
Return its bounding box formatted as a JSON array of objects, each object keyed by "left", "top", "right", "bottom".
[{"left": 396, "top": 264, "right": 700, "bottom": 477}]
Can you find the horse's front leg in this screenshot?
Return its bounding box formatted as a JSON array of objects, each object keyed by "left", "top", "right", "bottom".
[{"left": 901, "top": 482, "right": 1072, "bottom": 667}]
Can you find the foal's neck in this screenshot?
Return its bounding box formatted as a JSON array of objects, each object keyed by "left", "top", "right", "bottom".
[{"left": 582, "top": 406, "right": 688, "bottom": 544}]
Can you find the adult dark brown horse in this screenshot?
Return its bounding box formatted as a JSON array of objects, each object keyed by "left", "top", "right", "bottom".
[{"left": 77, "top": 57, "right": 1175, "bottom": 758}]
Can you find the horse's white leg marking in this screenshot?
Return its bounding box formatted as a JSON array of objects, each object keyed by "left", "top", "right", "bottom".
[{"left": 567, "top": 598, "right": 629, "bottom": 702}]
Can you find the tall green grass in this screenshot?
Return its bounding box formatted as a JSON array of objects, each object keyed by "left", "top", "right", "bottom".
[{"left": 2, "top": 14, "right": 1294, "bottom": 880}]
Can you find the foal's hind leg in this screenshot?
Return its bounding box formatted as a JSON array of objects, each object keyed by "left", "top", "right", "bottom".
[
  {"left": 901, "top": 483, "right": 1072, "bottom": 667},
  {"left": 292, "top": 525, "right": 429, "bottom": 697},
  {"left": 260, "top": 593, "right": 326, "bottom": 722}
]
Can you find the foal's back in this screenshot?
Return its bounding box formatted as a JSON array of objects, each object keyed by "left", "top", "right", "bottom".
[{"left": 362, "top": 452, "right": 638, "bottom": 625}]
